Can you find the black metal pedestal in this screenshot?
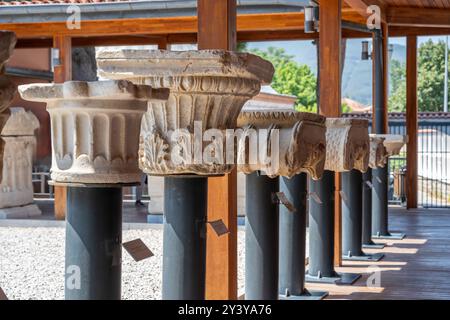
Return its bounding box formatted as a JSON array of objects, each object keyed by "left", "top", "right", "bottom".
[
  {"left": 372, "top": 167, "right": 405, "bottom": 240},
  {"left": 162, "top": 177, "right": 208, "bottom": 300},
  {"left": 305, "top": 170, "right": 360, "bottom": 285},
  {"left": 245, "top": 172, "right": 279, "bottom": 300},
  {"left": 65, "top": 186, "right": 122, "bottom": 300},
  {"left": 279, "top": 174, "right": 327, "bottom": 300},
  {"left": 342, "top": 170, "right": 384, "bottom": 262},
  {"left": 362, "top": 169, "right": 385, "bottom": 249}
]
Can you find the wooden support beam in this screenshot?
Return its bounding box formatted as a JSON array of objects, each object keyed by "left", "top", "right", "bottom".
[
  {"left": 388, "top": 7, "right": 450, "bottom": 28},
  {"left": 319, "top": 0, "right": 342, "bottom": 267},
  {"left": 406, "top": 35, "right": 418, "bottom": 209},
  {"left": 382, "top": 22, "right": 389, "bottom": 134},
  {"left": 52, "top": 35, "right": 72, "bottom": 221},
  {"left": 198, "top": 0, "right": 238, "bottom": 300},
  {"left": 344, "top": 0, "right": 386, "bottom": 22},
  {"left": 1, "top": 10, "right": 365, "bottom": 40}
]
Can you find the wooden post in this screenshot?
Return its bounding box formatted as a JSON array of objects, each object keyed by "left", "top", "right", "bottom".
[
  {"left": 53, "top": 35, "right": 72, "bottom": 220},
  {"left": 382, "top": 23, "right": 389, "bottom": 134},
  {"left": 197, "top": 0, "right": 238, "bottom": 300},
  {"left": 406, "top": 35, "right": 418, "bottom": 209},
  {"left": 318, "top": 0, "right": 342, "bottom": 267}
]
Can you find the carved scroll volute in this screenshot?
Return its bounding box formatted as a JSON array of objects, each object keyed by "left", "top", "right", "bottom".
[
  {"left": 369, "top": 135, "right": 388, "bottom": 168},
  {"left": 324, "top": 118, "right": 370, "bottom": 173},
  {"left": 96, "top": 49, "right": 275, "bottom": 176},
  {"left": 236, "top": 110, "right": 327, "bottom": 179},
  {"left": 19, "top": 80, "right": 169, "bottom": 184}
]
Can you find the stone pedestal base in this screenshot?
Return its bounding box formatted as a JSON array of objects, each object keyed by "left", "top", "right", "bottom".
[{"left": 0, "top": 204, "right": 42, "bottom": 219}]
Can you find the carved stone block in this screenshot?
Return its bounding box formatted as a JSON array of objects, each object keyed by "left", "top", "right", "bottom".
[
  {"left": 19, "top": 80, "right": 169, "bottom": 184},
  {"left": 0, "top": 107, "right": 39, "bottom": 210},
  {"left": 97, "top": 49, "right": 274, "bottom": 176},
  {"left": 368, "top": 135, "right": 388, "bottom": 168},
  {"left": 324, "top": 118, "right": 370, "bottom": 173},
  {"left": 236, "top": 110, "right": 326, "bottom": 179},
  {"left": 374, "top": 134, "right": 408, "bottom": 156},
  {"left": 0, "top": 31, "right": 17, "bottom": 113}
]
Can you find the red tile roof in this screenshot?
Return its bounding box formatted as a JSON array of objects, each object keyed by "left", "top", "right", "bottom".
[{"left": 0, "top": 0, "right": 130, "bottom": 5}]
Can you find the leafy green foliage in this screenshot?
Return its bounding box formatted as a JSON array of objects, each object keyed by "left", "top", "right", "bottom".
[
  {"left": 389, "top": 39, "right": 449, "bottom": 112},
  {"left": 247, "top": 46, "right": 318, "bottom": 112}
]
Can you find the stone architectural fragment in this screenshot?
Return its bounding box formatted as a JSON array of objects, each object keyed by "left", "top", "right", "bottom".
[
  {"left": 236, "top": 110, "right": 326, "bottom": 179},
  {"left": 0, "top": 31, "right": 17, "bottom": 113},
  {"left": 374, "top": 134, "right": 408, "bottom": 156},
  {"left": 369, "top": 135, "right": 388, "bottom": 168},
  {"left": 324, "top": 118, "right": 370, "bottom": 173},
  {"left": 0, "top": 108, "right": 40, "bottom": 217},
  {"left": 19, "top": 80, "right": 169, "bottom": 184},
  {"left": 97, "top": 49, "right": 275, "bottom": 176}
]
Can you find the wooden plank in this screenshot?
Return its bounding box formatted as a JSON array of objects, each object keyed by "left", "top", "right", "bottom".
[
  {"left": 0, "top": 10, "right": 364, "bottom": 40},
  {"left": 198, "top": 0, "right": 238, "bottom": 300},
  {"left": 319, "top": 0, "right": 342, "bottom": 267},
  {"left": 388, "top": 7, "right": 450, "bottom": 27},
  {"left": 344, "top": 0, "right": 387, "bottom": 22},
  {"left": 406, "top": 35, "right": 418, "bottom": 209},
  {"left": 52, "top": 35, "right": 72, "bottom": 221}
]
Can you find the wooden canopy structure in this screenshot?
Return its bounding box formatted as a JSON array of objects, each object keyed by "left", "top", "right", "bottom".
[{"left": 1, "top": 0, "right": 448, "bottom": 299}]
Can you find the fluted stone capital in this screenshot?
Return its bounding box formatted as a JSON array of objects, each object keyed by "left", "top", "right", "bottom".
[
  {"left": 97, "top": 50, "right": 275, "bottom": 176},
  {"left": 325, "top": 118, "right": 370, "bottom": 173},
  {"left": 369, "top": 135, "right": 388, "bottom": 168},
  {"left": 19, "top": 80, "right": 169, "bottom": 184},
  {"left": 0, "top": 31, "right": 17, "bottom": 113},
  {"left": 373, "top": 134, "right": 408, "bottom": 156},
  {"left": 236, "top": 110, "right": 326, "bottom": 179}
]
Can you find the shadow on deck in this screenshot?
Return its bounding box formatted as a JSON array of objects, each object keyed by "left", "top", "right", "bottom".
[{"left": 307, "top": 207, "right": 450, "bottom": 299}]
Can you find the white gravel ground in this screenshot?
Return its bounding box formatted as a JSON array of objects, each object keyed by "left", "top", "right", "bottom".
[{"left": 0, "top": 225, "right": 246, "bottom": 300}]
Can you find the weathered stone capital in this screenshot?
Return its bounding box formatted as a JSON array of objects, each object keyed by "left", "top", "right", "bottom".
[
  {"left": 373, "top": 134, "right": 408, "bottom": 156},
  {"left": 1, "top": 107, "right": 40, "bottom": 137},
  {"left": 236, "top": 110, "right": 326, "bottom": 179},
  {"left": 97, "top": 50, "right": 274, "bottom": 176},
  {"left": 369, "top": 135, "right": 388, "bottom": 168},
  {"left": 325, "top": 118, "right": 370, "bottom": 172},
  {"left": 0, "top": 31, "right": 17, "bottom": 113},
  {"left": 19, "top": 80, "right": 169, "bottom": 184}
]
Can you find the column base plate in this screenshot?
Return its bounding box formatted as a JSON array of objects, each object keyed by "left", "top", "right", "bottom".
[
  {"left": 372, "top": 232, "right": 405, "bottom": 240},
  {"left": 279, "top": 290, "right": 328, "bottom": 300},
  {"left": 342, "top": 252, "right": 384, "bottom": 262}
]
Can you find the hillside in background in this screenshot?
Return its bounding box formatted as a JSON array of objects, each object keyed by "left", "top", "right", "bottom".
[{"left": 247, "top": 40, "right": 407, "bottom": 106}]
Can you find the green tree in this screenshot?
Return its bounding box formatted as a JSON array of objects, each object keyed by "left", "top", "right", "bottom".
[
  {"left": 389, "top": 39, "right": 448, "bottom": 112},
  {"left": 249, "top": 47, "right": 317, "bottom": 112}
]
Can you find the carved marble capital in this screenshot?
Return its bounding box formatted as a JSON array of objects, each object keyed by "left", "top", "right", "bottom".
[
  {"left": 325, "top": 118, "right": 370, "bottom": 172},
  {"left": 0, "top": 31, "right": 17, "bottom": 113},
  {"left": 236, "top": 110, "right": 326, "bottom": 179},
  {"left": 19, "top": 80, "right": 169, "bottom": 184},
  {"left": 373, "top": 134, "right": 408, "bottom": 156},
  {"left": 97, "top": 50, "right": 274, "bottom": 176},
  {"left": 369, "top": 135, "right": 388, "bottom": 168}
]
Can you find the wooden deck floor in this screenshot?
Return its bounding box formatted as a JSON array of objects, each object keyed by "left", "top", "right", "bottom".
[{"left": 306, "top": 207, "right": 450, "bottom": 300}]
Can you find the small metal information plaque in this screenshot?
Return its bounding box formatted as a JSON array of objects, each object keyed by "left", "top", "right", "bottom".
[
  {"left": 275, "top": 192, "right": 297, "bottom": 212},
  {"left": 309, "top": 192, "right": 323, "bottom": 204},
  {"left": 0, "top": 287, "right": 7, "bottom": 300},
  {"left": 122, "top": 239, "right": 154, "bottom": 262},
  {"left": 208, "top": 220, "right": 230, "bottom": 237}
]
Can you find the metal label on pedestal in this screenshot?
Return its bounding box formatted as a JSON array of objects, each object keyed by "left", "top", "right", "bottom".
[
  {"left": 123, "top": 239, "right": 154, "bottom": 262},
  {"left": 0, "top": 287, "right": 7, "bottom": 300},
  {"left": 275, "top": 192, "right": 297, "bottom": 212},
  {"left": 208, "top": 219, "right": 230, "bottom": 237}
]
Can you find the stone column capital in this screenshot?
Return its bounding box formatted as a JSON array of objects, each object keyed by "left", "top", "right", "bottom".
[
  {"left": 372, "top": 134, "right": 408, "bottom": 156},
  {"left": 325, "top": 118, "right": 370, "bottom": 173},
  {"left": 19, "top": 80, "right": 168, "bottom": 184},
  {"left": 368, "top": 135, "right": 388, "bottom": 168},
  {"left": 97, "top": 50, "right": 275, "bottom": 176},
  {"left": 236, "top": 110, "right": 327, "bottom": 179}
]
